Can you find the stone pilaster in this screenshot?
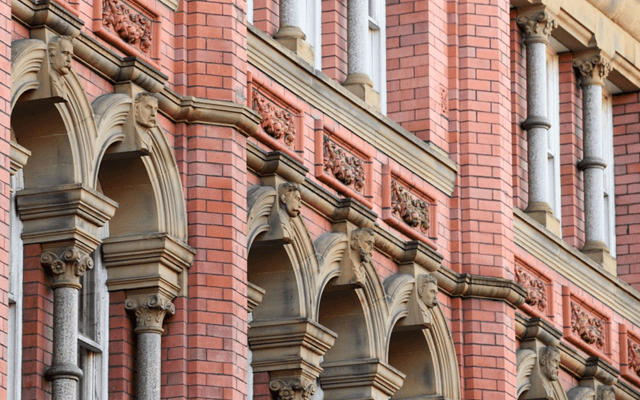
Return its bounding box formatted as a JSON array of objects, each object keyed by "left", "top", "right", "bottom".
[
  {"left": 41, "top": 247, "right": 94, "bottom": 399},
  {"left": 573, "top": 52, "right": 616, "bottom": 274},
  {"left": 517, "top": 9, "right": 561, "bottom": 236},
  {"left": 274, "top": 0, "right": 314, "bottom": 65},
  {"left": 343, "top": 0, "right": 379, "bottom": 109},
  {"left": 125, "top": 293, "right": 175, "bottom": 400}
]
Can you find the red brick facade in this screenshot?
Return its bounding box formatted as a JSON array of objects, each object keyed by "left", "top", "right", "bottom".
[{"left": 4, "top": 0, "right": 640, "bottom": 399}]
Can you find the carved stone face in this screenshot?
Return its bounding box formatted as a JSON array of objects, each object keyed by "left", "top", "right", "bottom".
[
  {"left": 351, "top": 228, "right": 374, "bottom": 265},
  {"left": 280, "top": 184, "right": 301, "bottom": 218},
  {"left": 418, "top": 277, "right": 438, "bottom": 308},
  {"left": 51, "top": 38, "right": 74, "bottom": 76},
  {"left": 598, "top": 386, "right": 615, "bottom": 400},
  {"left": 135, "top": 94, "right": 158, "bottom": 129},
  {"left": 540, "top": 348, "right": 560, "bottom": 381}
]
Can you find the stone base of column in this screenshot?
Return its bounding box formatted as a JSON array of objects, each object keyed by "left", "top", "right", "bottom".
[
  {"left": 343, "top": 73, "right": 380, "bottom": 111},
  {"left": 275, "top": 26, "right": 315, "bottom": 66},
  {"left": 525, "top": 202, "right": 561, "bottom": 237},
  {"left": 582, "top": 241, "right": 617, "bottom": 275}
]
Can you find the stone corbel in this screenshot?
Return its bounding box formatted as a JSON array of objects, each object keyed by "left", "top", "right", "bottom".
[
  {"left": 247, "top": 282, "right": 266, "bottom": 313},
  {"left": 249, "top": 318, "right": 337, "bottom": 388},
  {"left": 517, "top": 317, "right": 566, "bottom": 400},
  {"left": 385, "top": 264, "right": 439, "bottom": 331},
  {"left": 102, "top": 233, "right": 195, "bottom": 299},
  {"left": 16, "top": 183, "right": 118, "bottom": 254},
  {"left": 10, "top": 140, "right": 31, "bottom": 177},
  {"left": 320, "top": 358, "right": 405, "bottom": 400},
  {"left": 567, "top": 358, "right": 618, "bottom": 400},
  {"left": 330, "top": 226, "right": 375, "bottom": 287}
]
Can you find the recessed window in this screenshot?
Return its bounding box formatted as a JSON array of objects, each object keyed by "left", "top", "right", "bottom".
[
  {"left": 8, "top": 171, "right": 24, "bottom": 400},
  {"left": 602, "top": 92, "right": 616, "bottom": 256},
  {"left": 368, "top": 0, "right": 386, "bottom": 113},
  {"left": 546, "top": 50, "right": 561, "bottom": 228}
]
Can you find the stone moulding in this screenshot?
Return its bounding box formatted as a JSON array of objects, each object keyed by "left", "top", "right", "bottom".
[
  {"left": 92, "top": 0, "right": 160, "bottom": 67},
  {"left": 382, "top": 164, "right": 438, "bottom": 247},
  {"left": 247, "top": 71, "right": 304, "bottom": 163},
  {"left": 515, "top": 256, "right": 553, "bottom": 319},
  {"left": 314, "top": 119, "right": 373, "bottom": 209},
  {"left": 619, "top": 324, "right": 640, "bottom": 387},
  {"left": 562, "top": 286, "right": 612, "bottom": 362}
]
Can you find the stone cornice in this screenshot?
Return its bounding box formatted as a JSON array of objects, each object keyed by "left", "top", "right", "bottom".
[
  {"left": 436, "top": 269, "right": 527, "bottom": 309},
  {"left": 247, "top": 26, "right": 458, "bottom": 196},
  {"left": 514, "top": 209, "right": 640, "bottom": 336}
]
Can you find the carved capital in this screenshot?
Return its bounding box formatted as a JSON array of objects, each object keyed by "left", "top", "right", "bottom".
[
  {"left": 270, "top": 378, "right": 316, "bottom": 400},
  {"left": 125, "top": 294, "right": 175, "bottom": 334},
  {"left": 41, "top": 247, "right": 93, "bottom": 289},
  {"left": 517, "top": 10, "right": 557, "bottom": 44},
  {"left": 573, "top": 53, "right": 612, "bottom": 86}
]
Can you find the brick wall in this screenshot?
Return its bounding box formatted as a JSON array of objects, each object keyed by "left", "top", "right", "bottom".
[
  {"left": 109, "top": 291, "right": 136, "bottom": 399},
  {"left": 613, "top": 92, "right": 640, "bottom": 290},
  {"left": 321, "top": 0, "right": 347, "bottom": 82}
]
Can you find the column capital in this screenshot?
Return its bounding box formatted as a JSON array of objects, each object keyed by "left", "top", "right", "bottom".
[
  {"left": 573, "top": 52, "right": 612, "bottom": 86},
  {"left": 517, "top": 10, "right": 558, "bottom": 44},
  {"left": 41, "top": 247, "right": 93, "bottom": 289},
  {"left": 269, "top": 377, "right": 316, "bottom": 400},
  {"left": 125, "top": 293, "right": 175, "bottom": 334}
]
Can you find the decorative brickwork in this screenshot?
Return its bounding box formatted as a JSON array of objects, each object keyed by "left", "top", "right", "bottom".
[
  {"left": 323, "top": 135, "right": 365, "bottom": 193},
  {"left": 514, "top": 265, "right": 547, "bottom": 312},
  {"left": 570, "top": 301, "right": 605, "bottom": 351},
  {"left": 391, "top": 181, "right": 430, "bottom": 234},
  {"left": 252, "top": 89, "right": 296, "bottom": 148},
  {"left": 102, "top": 0, "right": 152, "bottom": 54}
]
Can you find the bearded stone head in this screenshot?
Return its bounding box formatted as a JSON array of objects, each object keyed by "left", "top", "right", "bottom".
[
  {"left": 350, "top": 228, "right": 375, "bottom": 265},
  {"left": 135, "top": 92, "right": 159, "bottom": 129},
  {"left": 49, "top": 36, "right": 74, "bottom": 76},
  {"left": 417, "top": 274, "right": 438, "bottom": 308},
  {"left": 539, "top": 346, "right": 561, "bottom": 381},
  {"left": 598, "top": 386, "right": 615, "bottom": 400},
  {"left": 279, "top": 182, "right": 302, "bottom": 218}
]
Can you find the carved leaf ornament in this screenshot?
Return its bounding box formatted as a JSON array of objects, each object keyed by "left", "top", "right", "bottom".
[
  {"left": 102, "top": 0, "right": 153, "bottom": 54},
  {"left": 252, "top": 89, "right": 296, "bottom": 147},
  {"left": 629, "top": 339, "right": 640, "bottom": 377},
  {"left": 323, "top": 135, "right": 366, "bottom": 192},
  {"left": 391, "top": 181, "right": 430, "bottom": 233},
  {"left": 515, "top": 265, "right": 547, "bottom": 311},
  {"left": 570, "top": 302, "right": 605, "bottom": 350}
]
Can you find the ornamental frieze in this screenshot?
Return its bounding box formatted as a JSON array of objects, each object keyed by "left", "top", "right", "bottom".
[
  {"left": 252, "top": 89, "right": 296, "bottom": 147},
  {"left": 515, "top": 265, "right": 547, "bottom": 312},
  {"left": 323, "top": 135, "right": 365, "bottom": 193},
  {"left": 391, "top": 181, "right": 430, "bottom": 234},
  {"left": 629, "top": 339, "right": 640, "bottom": 377},
  {"left": 570, "top": 301, "right": 605, "bottom": 350},
  {"left": 102, "top": 0, "right": 153, "bottom": 54}
]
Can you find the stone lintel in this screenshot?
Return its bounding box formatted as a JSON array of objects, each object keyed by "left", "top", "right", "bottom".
[
  {"left": 125, "top": 292, "right": 175, "bottom": 334},
  {"left": 102, "top": 233, "right": 195, "bottom": 298},
  {"left": 10, "top": 140, "right": 31, "bottom": 176},
  {"left": 16, "top": 183, "right": 118, "bottom": 253},
  {"left": 249, "top": 318, "right": 337, "bottom": 383},
  {"left": 320, "top": 358, "right": 405, "bottom": 400}
]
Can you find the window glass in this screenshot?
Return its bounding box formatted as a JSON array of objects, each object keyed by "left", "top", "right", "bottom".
[
  {"left": 602, "top": 92, "right": 616, "bottom": 256},
  {"left": 546, "top": 51, "right": 561, "bottom": 227},
  {"left": 8, "top": 171, "right": 24, "bottom": 400}
]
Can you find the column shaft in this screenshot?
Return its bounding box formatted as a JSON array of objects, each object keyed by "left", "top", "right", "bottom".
[
  {"left": 347, "top": 0, "right": 368, "bottom": 77},
  {"left": 280, "top": 0, "right": 302, "bottom": 30},
  {"left": 582, "top": 84, "right": 605, "bottom": 245},
  {"left": 51, "top": 287, "right": 81, "bottom": 399},
  {"left": 137, "top": 332, "right": 162, "bottom": 400}
]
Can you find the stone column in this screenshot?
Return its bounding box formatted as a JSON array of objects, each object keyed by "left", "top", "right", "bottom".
[
  {"left": 125, "top": 293, "right": 175, "bottom": 400},
  {"left": 517, "top": 10, "right": 560, "bottom": 236},
  {"left": 343, "top": 0, "right": 380, "bottom": 109},
  {"left": 41, "top": 247, "right": 94, "bottom": 399},
  {"left": 573, "top": 52, "right": 614, "bottom": 271},
  {"left": 275, "top": 0, "right": 314, "bottom": 65}
]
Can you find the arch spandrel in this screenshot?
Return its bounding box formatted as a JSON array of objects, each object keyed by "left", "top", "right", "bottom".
[{"left": 11, "top": 39, "right": 47, "bottom": 112}]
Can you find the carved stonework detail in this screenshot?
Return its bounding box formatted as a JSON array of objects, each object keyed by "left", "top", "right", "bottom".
[
  {"left": 391, "top": 181, "right": 430, "bottom": 234},
  {"left": 417, "top": 274, "right": 438, "bottom": 309},
  {"left": 41, "top": 248, "right": 93, "bottom": 289},
  {"left": 628, "top": 339, "right": 640, "bottom": 377},
  {"left": 539, "top": 346, "right": 560, "bottom": 382},
  {"left": 279, "top": 182, "right": 302, "bottom": 218},
  {"left": 350, "top": 228, "right": 375, "bottom": 284},
  {"left": 570, "top": 302, "right": 605, "bottom": 350},
  {"left": 134, "top": 92, "right": 158, "bottom": 152},
  {"left": 515, "top": 265, "right": 547, "bottom": 312},
  {"left": 573, "top": 54, "right": 612, "bottom": 86},
  {"left": 48, "top": 36, "right": 74, "bottom": 97},
  {"left": 252, "top": 90, "right": 296, "bottom": 147},
  {"left": 102, "top": 0, "right": 153, "bottom": 54},
  {"left": 439, "top": 86, "right": 448, "bottom": 115},
  {"left": 269, "top": 378, "right": 316, "bottom": 400},
  {"left": 323, "top": 136, "right": 365, "bottom": 192},
  {"left": 516, "top": 10, "right": 557, "bottom": 42},
  {"left": 598, "top": 386, "right": 616, "bottom": 400},
  {"left": 125, "top": 294, "right": 175, "bottom": 334}
]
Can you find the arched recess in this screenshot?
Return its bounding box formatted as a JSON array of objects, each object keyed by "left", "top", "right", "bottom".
[{"left": 383, "top": 273, "right": 462, "bottom": 400}]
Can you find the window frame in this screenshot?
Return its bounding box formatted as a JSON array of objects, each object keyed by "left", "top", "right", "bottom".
[
  {"left": 8, "top": 171, "right": 24, "bottom": 400},
  {"left": 546, "top": 49, "right": 561, "bottom": 227},
  {"left": 367, "top": 0, "right": 386, "bottom": 114},
  {"left": 299, "top": 0, "right": 322, "bottom": 69},
  {"left": 601, "top": 90, "right": 616, "bottom": 256}
]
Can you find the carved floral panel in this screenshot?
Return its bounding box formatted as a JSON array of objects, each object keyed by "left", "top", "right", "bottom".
[
  {"left": 629, "top": 339, "right": 640, "bottom": 377},
  {"left": 323, "top": 136, "right": 365, "bottom": 193},
  {"left": 515, "top": 265, "right": 547, "bottom": 312},
  {"left": 252, "top": 89, "right": 296, "bottom": 148},
  {"left": 391, "top": 181, "right": 430, "bottom": 234},
  {"left": 102, "top": 0, "right": 153, "bottom": 54},
  {"left": 570, "top": 301, "right": 605, "bottom": 350}
]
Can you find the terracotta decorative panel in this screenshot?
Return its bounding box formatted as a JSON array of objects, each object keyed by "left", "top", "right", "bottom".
[
  {"left": 314, "top": 120, "right": 373, "bottom": 208},
  {"left": 562, "top": 286, "right": 611, "bottom": 362},
  {"left": 619, "top": 325, "right": 640, "bottom": 386},
  {"left": 382, "top": 165, "right": 437, "bottom": 247},
  {"left": 514, "top": 257, "right": 552, "bottom": 319},
  {"left": 93, "top": 0, "right": 160, "bottom": 66},
  {"left": 247, "top": 72, "right": 305, "bottom": 163}
]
